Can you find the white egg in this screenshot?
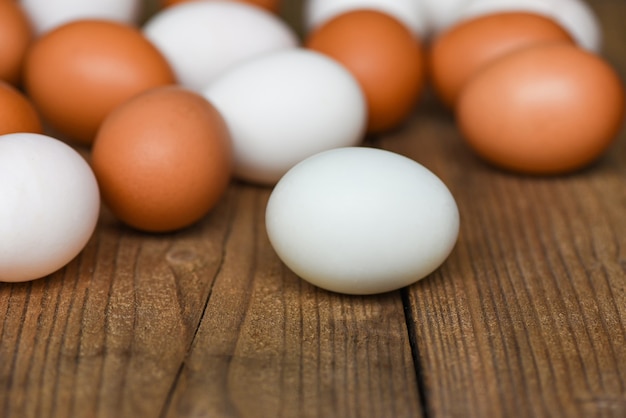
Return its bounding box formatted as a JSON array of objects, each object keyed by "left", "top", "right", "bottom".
[
  {"left": 304, "top": 0, "right": 428, "bottom": 37},
  {"left": 203, "top": 49, "right": 367, "bottom": 185},
  {"left": 459, "top": 0, "right": 602, "bottom": 51},
  {"left": 420, "top": 0, "right": 473, "bottom": 37},
  {"left": 143, "top": 0, "right": 298, "bottom": 92},
  {"left": 19, "top": 0, "right": 142, "bottom": 35},
  {"left": 0, "top": 133, "right": 100, "bottom": 283},
  {"left": 266, "top": 147, "right": 460, "bottom": 295}
]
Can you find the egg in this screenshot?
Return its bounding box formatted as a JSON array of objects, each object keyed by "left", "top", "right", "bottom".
[
  {"left": 0, "top": 1, "right": 33, "bottom": 86},
  {"left": 91, "top": 86, "right": 232, "bottom": 232},
  {"left": 456, "top": 43, "right": 625, "bottom": 174},
  {"left": 0, "top": 133, "right": 100, "bottom": 283},
  {"left": 428, "top": 12, "right": 575, "bottom": 107},
  {"left": 19, "top": 0, "right": 142, "bottom": 35},
  {"left": 265, "top": 147, "right": 460, "bottom": 295},
  {"left": 203, "top": 49, "right": 367, "bottom": 185},
  {"left": 0, "top": 81, "right": 42, "bottom": 134},
  {"left": 24, "top": 20, "right": 176, "bottom": 145},
  {"left": 143, "top": 0, "right": 298, "bottom": 92},
  {"left": 161, "top": 0, "right": 282, "bottom": 13},
  {"left": 419, "top": 0, "right": 473, "bottom": 37},
  {"left": 306, "top": 10, "right": 425, "bottom": 133},
  {"left": 459, "top": 0, "right": 602, "bottom": 52},
  {"left": 304, "top": 0, "right": 428, "bottom": 37}
]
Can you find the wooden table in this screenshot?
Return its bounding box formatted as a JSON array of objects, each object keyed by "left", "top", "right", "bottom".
[{"left": 2, "top": 1, "right": 625, "bottom": 417}]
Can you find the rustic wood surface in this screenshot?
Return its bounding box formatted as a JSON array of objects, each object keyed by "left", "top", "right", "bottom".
[{"left": 2, "top": 0, "right": 625, "bottom": 417}]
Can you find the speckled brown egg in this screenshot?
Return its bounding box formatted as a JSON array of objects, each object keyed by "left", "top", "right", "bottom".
[
  {"left": 0, "top": 1, "right": 33, "bottom": 86},
  {"left": 429, "top": 12, "right": 575, "bottom": 107},
  {"left": 0, "top": 80, "right": 42, "bottom": 134},
  {"left": 456, "top": 43, "right": 625, "bottom": 174},
  {"left": 91, "top": 86, "right": 233, "bottom": 232},
  {"left": 306, "top": 10, "right": 425, "bottom": 133},
  {"left": 23, "top": 20, "right": 176, "bottom": 145}
]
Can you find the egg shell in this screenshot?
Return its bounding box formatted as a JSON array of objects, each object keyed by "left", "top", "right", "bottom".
[
  {"left": 428, "top": 12, "right": 575, "bottom": 107},
  {"left": 419, "top": 0, "right": 473, "bottom": 37},
  {"left": 456, "top": 43, "right": 625, "bottom": 174},
  {"left": 19, "top": 0, "right": 142, "bottom": 35},
  {"left": 459, "top": 0, "right": 602, "bottom": 52},
  {"left": 144, "top": 0, "right": 298, "bottom": 92},
  {"left": 265, "top": 147, "right": 460, "bottom": 295},
  {"left": 0, "top": 1, "right": 33, "bottom": 86},
  {"left": 91, "top": 86, "right": 233, "bottom": 232},
  {"left": 24, "top": 19, "right": 176, "bottom": 145},
  {"left": 162, "top": 0, "right": 282, "bottom": 13},
  {"left": 203, "top": 49, "right": 367, "bottom": 185},
  {"left": 305, "top": 0, "right": 428, "bottom": 37},
  {"left": 306, "top": 10, "right": 425, "bottom": 133},
  {"left": 0, "top": 133, "right": 100, "bottom": 283},
  {"left": 0, "top": 81, "right": 42, "bottom": 134}
]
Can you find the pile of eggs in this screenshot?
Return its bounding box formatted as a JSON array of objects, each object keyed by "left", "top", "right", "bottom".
[{"left": 0, "top": 0, "right": 624, "bottom": 294}]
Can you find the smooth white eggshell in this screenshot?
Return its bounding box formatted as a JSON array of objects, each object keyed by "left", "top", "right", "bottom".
[
  {"left": 0, "top": 133, "right": 100, "bottom": 282},
  {"left": 459, "top": 0, "right": 602, "bottom": 51},
  {"left": 20, "top": 0, "right": 142, "bottom": 35},
  {"left": 143, "top": 0, "right": 298, "bottom": 91},
  {"left": 304, "top": 0, "right": 428, "bottom": 37},
  {"left": 265, "top": 147, "right": 460, "bottom": 295},
  {"left": 420, "top": 0, "right": 473, "bottom": 37},
  {"left": 203, "top": 49, "right": 367, "bottom": 185}
]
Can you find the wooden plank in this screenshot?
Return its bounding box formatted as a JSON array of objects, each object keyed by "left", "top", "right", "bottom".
[
  {"left": 161, "top": 185, "right": 423, "bottom": 418},
  {"left": 395, "top": 0, "right": 626, "bottom": 416},
  {"left": 1, "top": 190, "right": 236, "bottom": 417}
]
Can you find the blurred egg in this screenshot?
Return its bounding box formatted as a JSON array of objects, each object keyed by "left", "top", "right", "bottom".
[
  {"left": 0, "top": 133, "right": 100, "bottom": 283},
  {"left": 429, "top": 12, "right": 574, "bottom": 107},
  {"left": 24, "top": 20, "right": 175, "bottom": 145},
  {"left": 306, "top": 10, "right": 425, "bottom": 133},
  {"left": 91, "top": 86, "right": 232, "bottom": 232},
  {"left": 144, "top": 0, "right": 298, "bottom": 92},
  {"left": 0, "top": 1, "right": 32, "bottom": 86},
  {"left": 456, "top": 43, "right": 625, "bottom": 174},
  {"left": 19, "top": 0, "right": 142, "bottom": 35},
  {"left": 162, "top": 0, "right": 282, "bottom": 13},
  {"left": 266, "top": 147, "right": 460, "bottom": 295},
  {"left": 460, "top": 0, "right": 602, "bottom": 51},
  {"left": 419, "top": 0, "right": 472, "bottom": 37},
  {"left": 203, "top": 49, "right": 367, "bottom": 185},
  {"left": 305, "top": 0, "right": 428, "bottom": 37},
  {"left": 0, "top": 81, "right": 42, "bottom": 134}
]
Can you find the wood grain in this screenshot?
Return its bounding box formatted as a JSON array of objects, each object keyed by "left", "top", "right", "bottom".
[
  {"left": 1, "top": 1, "right": 625, "bottom": 417},
  {"left": 161, "top": 185, "right": 421, "bottom": 418},
  {"left": 391, "top": 1, "right": 626, "bottom": 415}
]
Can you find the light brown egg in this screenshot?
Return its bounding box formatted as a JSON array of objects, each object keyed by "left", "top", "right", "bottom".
[
  {"left": 429, "top": 12, "right": 575, "bottom": 107},
  {"left": 456, "top": 43, "right": 625, "bottom": 174},
  {"left": 162, "top": 0, "right": 281, "bottom": 13},
  {"left": 23, "top": 20, "right": 175, "bottom": 145},
  {"left": 306, "top": 10, "right": 425, "bottom": 133},
  {"left": 0, "top": 80, "right": 42, "bottom": 134},
  {"left": 91, "top": 86, "right": 233, "bottom": 232},
  {"left": 0, "top": 1, "right": 33, "bottom": 86}
]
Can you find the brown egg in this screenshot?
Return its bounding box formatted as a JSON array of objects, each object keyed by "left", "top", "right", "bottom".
[
  {"left": 0, "top": 1, "right": 33, "bottom": 86},
  {"left": 91, "top": 86, "right": 233, "bottom": 232},
  {"left": 162, "top": 0, "right": 281, "bottom": 13},
  {"left": 23, "top": 20, "right": 176, "bottom": 145},
  {"left": 0, "top": 80, "right": 42, "bottom": 134},
  {"left": 306, "top": 10, "right": 425, "bottom": 133},
  {"left": 456, "top": 43, "right": 625, "bottom": 175},
  {"left": 429, "top": 12, "right": 575, "bottom": 107}
]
